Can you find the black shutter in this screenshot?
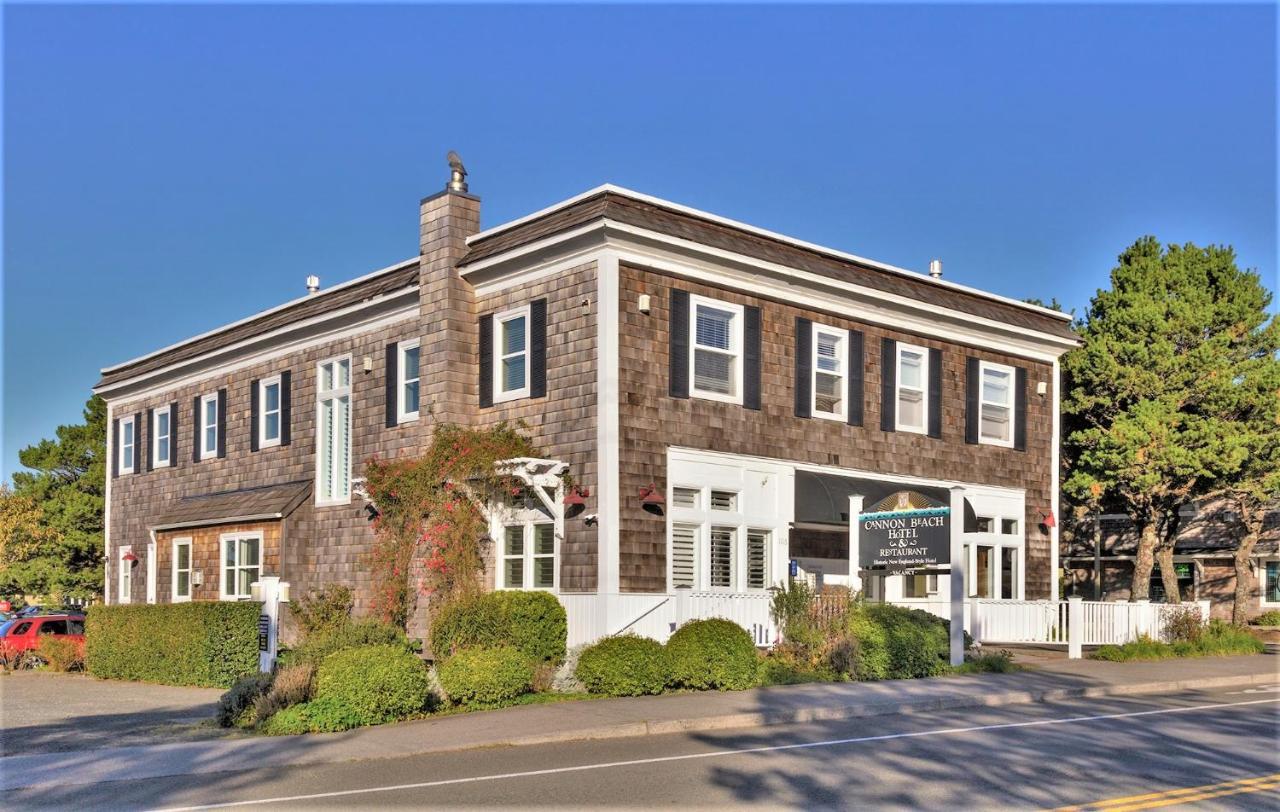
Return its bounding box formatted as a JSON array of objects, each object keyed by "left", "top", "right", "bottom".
[
  {"left": 192, "top": 397, "right": 202, "bottom": 463},
  {"left": 479, "top": 314, "right": 494, "bottom": 408},
  {"left": 169, "top": 402, "right": 179, "bottom": 466},
  {"left": 927, "top": 348, "right": 943, "bottom": 439},
  {"left": 132, "top": 412, "right": 141, "bottom": 473},
  {"left": 880, "top": 338, "right": 897, "bottom": 432},
  {"left": 1014, "top": 366, "right": 1028, "bottom": 452},
  {"left": 794, "top": 318, "right": 812, "bottom": 418},
  {"left": 965, "top": 357, "right": 980, "bottom": 445},
  {"left": 216, "top": 389, "right": 227, "bottom": 458},
  {"left": 848, "top": 330, "right": 864, "bottom": 426},
  {"left": 280, "top": 371, "right": 292, "bottom": 447},
  {"left": 249, "top": 380, "right": 260, "bottom": 452},
  {"left": 669, "top": 289, "right": 690, "bottom": 399},
  {"left": 743, "top": 305, "right": 761, "bottom": 410},
  {"left": 145, "top": 409, "right": 154, "bottom": 472},
  {"left": 111, "top": 418, "right": 120, "bottom": 478},
  {"left": 385, "top": 342, "right": 398, "bottom": 428},
  {"left": 530, "top": 298, "right": 548, "bottom": 399}
]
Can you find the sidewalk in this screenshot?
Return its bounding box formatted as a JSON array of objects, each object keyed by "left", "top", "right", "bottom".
[{"left": 2, "top": 653, "right": 1275, "bottom": 791}]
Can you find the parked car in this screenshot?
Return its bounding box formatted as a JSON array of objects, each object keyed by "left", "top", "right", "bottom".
[{"left": 0, "top": 613, "right": 86, "bottom": 668}]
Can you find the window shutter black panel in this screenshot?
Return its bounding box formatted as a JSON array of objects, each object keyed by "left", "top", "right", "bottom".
[
  {"left": 927, "top": 348, "right": 943, "bottom": 439},
  {"left": 530, "top": 298, "right": 548, "bottom": 399},
  {"left": 880, "top": 338, "right": 897, "bottom": 432},
  {"left": 1014, "top": 366, "right": 1028, "bottom": 452},
  {"left": 385, "top": 342, "right": 398, "bottom": 428},
  {"left": 192, "top": 397, "right": 202, "bottom": 463},
  {"left": 280, "top": 371, "right": 292, "bottom": 447},
  {"left": 847, "top": 330, "right": 864, "bottom": 426},
  {"left": 965, "top": 357, "right": 980, "bottom": 445},
  {"left": 216, "top": 389, "right": 227, "bottom": 458},
  {"left": 249, "top": 379, "right": 260, "bottom": 452},
  {"left": 743, "top": 305, "right": 762, "bottom": 411},
  {"left": 669, "top": 289, "right": 690, "bottom": 399},
  {"left": 132, "top": 412, "right": 142, "bottom": 473},
  {"left": 169, "top": 402, "right": 179, "bottom": 466},
  {"left": 794, "top": 318, "right": 812, "bottom": 418},
  {"left": 111, "top": 418, "right": 120, "bottom": 478},
  {"left": 145, "top": 409, "right": 154, "bottom": 472},
  {"left": 479, "top": 314, "right": 494, "bottom": 408}
]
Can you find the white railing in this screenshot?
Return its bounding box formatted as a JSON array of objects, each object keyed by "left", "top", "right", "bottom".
[
  {"left": 559, "top": 591, "right": 777, "bottom": 648},
  {"left": 971, "top": 598, "right": 1211, "bottom": 656}
]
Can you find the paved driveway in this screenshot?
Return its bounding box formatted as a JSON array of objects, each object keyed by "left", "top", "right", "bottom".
[{"left": 0, "top": 672, "right": 231, "bottom": 755}]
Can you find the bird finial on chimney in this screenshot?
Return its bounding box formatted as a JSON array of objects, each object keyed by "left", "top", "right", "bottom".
[{"left": 446, "top": 151, "right": 468, "bottom": 193}]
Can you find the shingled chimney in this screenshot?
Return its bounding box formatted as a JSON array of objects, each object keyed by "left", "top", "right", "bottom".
[{"left": 419, "top": 152, "right": 481, "bottom": 426}]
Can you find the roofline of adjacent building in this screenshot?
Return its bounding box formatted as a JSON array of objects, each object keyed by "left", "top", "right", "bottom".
[{"left": 466, "top": 183, "right": 1075, "bottom": 326}]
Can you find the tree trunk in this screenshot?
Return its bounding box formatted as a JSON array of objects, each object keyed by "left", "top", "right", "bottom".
[
  {"left": 1132, "top": 521, "right": 1156, "bottom": 601},
  {"left": 1232, "top": 532, "right": 1259, "bottom": 625},
  {"left": 1155, "top": 545, "right": 1181, "bottom": 604}
]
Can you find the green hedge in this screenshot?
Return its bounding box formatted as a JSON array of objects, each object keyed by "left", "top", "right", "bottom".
[
  {"left": 575, "top": 635, "right": 671, "bottom": 696},
  {"left": 437, "top": 646, "right": 535, "bottom": 708},
  {"left": 280, "top": 619, "right": 411, "bottom": 668},
  {"left": 667, "top": 619, "right": 759, "bottom": 691},
  {"left": 86, "top": 602, "right": 260, "bottom": 688},
  {"left": 313, "top": 644, "right": 431, "bottom": 726},
  {"left": 847, "top": 605, "right": 952, "bottom": 680},
  {"left": 430, "top": 591, "right": 567, "bottom": 665}
]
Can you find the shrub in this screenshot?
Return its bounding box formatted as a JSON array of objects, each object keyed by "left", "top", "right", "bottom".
[
  {"left": 36, "top": 637, "right": 85, "bottom": 672},
  {"left": 1094, "top": 622, "right": 1265, "bottom": 662},
  {"left": 847, "top": 611, "right": 889, "bottom": 680},
  {"left": 254, "top": 662, "right": 315, "bottom": 722},
  {"left": 1163, "top": 606, "right": 1205, "bottom": 643},
  {"left": 86, "top": 602, "right": 260, "bottom": 687},
  {"left": 283, "top": 619, "right": 411, "bottom": 668},
  {"left": 429, "top": 591, "right": 567, "bottom": 665},
  {"left": 848, "top": 605, "right": 953, "bottom": 680},
  {"left": 290, "top": 585, "right": 353, "bottom": 637},
  {"left": 437, "top": 646, "right": 534, "bottom": 708},
  {"left": 1251, "top": 610, "right": 1280, "bottom": 627},
  {"left": 314, "top": 644, "right": 430, "bottom": 726},
  {"left": 956, "top": 650, "right": 1019, "bottom": 674},
  {"left": 260, "top": 695, "right": 363, "bottom": 735},
  {"left": 575, "top": 635, "right": 670, "bottom": 696},
  {"left": 217, "top": 673, "right": 274, "bottom": 727},
  {"left": 667, "top": 619, "right": 759, "bottom": 691},
  {"left": 822, "top": 633, "right": 860, "bottom": 679}
]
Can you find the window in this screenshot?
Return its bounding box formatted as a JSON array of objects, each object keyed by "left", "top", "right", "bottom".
[
  {"left": 690, "top": 295, "right": 744, "bottom": 403},
  {"left": 152, "top": 407, "right": 171, "bottom": 468},
  {"left": 979, "top": 362, "right": 1015, "bottom": 447},
  {"left": 904, "top": 572, "right": 939, "bottom": 598},
  {"left": 118, "top": 547, "right": 132, "bottom": 604},
  {"left": 398, "top": 339, "right": 421, "bottom": 422},
  {"left": 68, "top": 618, "right": 84, "bottom": 635},
  {"left": 672, "top": 523, "right": 698, "bottom": 589},
  {"left": 502, "top": 523, "right": 556, "bottom": 590},
  {"left": 972, "top": 516, "right": 994, "bottom": 533},
  {"left": 11, "top": 622, "right": 32, "bottom": 636},
  {"left": 709, "top": 527, "right": 735, "bottom": 589},
  {"left": 710, "top": 491, "right": 737, "bottom": 511},
  {"left": 672, "top": 488, "right": 700, "bottom": 509},
  {"left": 1001, "top": 518, "right": 1019, "bottom": 535},
  {"left": 38, "top": 619, "right": 68, "bottom": 636},
  {"left": 493, "top": 306, "right": 530, "bottom": 402},
  {"left": 316, "top": 357, "right": 352, "bottom": 504},
  {"left": 975, "top": 545, "right": 994, "bottom": 598},
  {"left": 812, "top": 325, "right": 847, "bottom": 420},
  {"left": 746, "top": 530, "right": 769, "bottom": 590},
  {"left": 1264, "top": 562, "right": 1280, "bottom": 605},
  {"left": 173, "top": 538, "right": 192, "bottom": 602},
  {"left": 895, "top": 344, "right": 928, "bottom": 433},
  {"left": 1001, "top": 548, "right": 1018, "bottom": 600},
  {"left": 200, "top": 393, "right": 218, "bottom": 460},
  {"left": 119, "top": 415, "right": 136, "bottom": 474},
  {"left": 259, "top": 376, "right": 282, "bottom": 448},
  {"left": 221, "top": 533, "right": 261, "bottom": 600}
]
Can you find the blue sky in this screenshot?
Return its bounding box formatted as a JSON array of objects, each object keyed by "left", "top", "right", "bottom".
[{"left": 3, "top": 3, "right": 1276, "bottom": 481}]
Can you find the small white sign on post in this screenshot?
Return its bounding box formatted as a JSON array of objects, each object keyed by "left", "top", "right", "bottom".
[{"left": 251, "top": 576, "right": 289, "bottom": 673}]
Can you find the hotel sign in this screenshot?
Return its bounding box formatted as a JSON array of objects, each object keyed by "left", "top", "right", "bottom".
[{"left": 858, "top": 490, "right": 950, "bottom": 572}]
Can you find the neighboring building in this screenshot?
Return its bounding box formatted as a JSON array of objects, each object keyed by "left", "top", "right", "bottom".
[
  {"left": 1062, "top": 499, "right": 1280, "bottom": 620},
  {"left": 94, "top": 163, "right": 1078, "bottom": 641}
]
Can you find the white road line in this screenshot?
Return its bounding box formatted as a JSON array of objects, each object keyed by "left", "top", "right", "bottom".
[{"left": 154, "top": 698, "right": 1280, "bottom": 811}]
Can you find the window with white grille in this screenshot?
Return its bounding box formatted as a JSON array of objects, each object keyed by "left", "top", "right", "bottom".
[
  {"left": 672, "top": 488, "right": 700, "bottom": 509},
  {"left": 690, "top": 295, "right": 744, "bottom": 403},
  {"left": 812, "top": 325, "right": 846, "bottom": 420},
  {"left": 979, "top": 361, "right": 1015, "bottom": 446},
  {"left": 671, "top": 523, "right": 698, "bottom": 589},
  {"left": 259, "top": 376, "right": 282, "bottom": 448},
  {"left": 152, "top": 407, "right": 171, "bottom": 468},
  {"left": 172, "top": 538, "right": 192, "bottom": 602},
  {"left": 502, "top": 521, "right": 556, "bottom": 590},
  {"left": 119, "top": 415, "right": 136, "bottom": 474},
  {"left": 200, "top": 393, "right": 218, "bottom": 460},
  {"left": 709, "top": 491, "right": 737, "bottom": 511},
  {"left": 896, "top": 343, "right": 928, "bottom": 434},
  {"left": 746, "top": 530, "right": 769, "bottom": 589},
  {"left": 316, "top": 357, "right": 352, "bottom": 504},
  {"left": 493, "top": 306, "right": 530, "bottom": 402},
  {"left": 709, "top": 527, "right": 735, "bottom": 589},
  {"left": 398, "top": 339, "right": 421, "bottom": 422}
]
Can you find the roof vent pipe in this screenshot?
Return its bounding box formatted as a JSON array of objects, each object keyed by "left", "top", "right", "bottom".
[
  {"left": 928, "top": 259, "right": 943, "bottom": 280},
  {"left": 306, "top": 275, "right": 320, "bottom": 294}
]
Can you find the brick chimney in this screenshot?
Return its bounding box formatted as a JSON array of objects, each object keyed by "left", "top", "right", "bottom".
[{"left": 419, "top": 152, "right": 481, "bottom": 426}]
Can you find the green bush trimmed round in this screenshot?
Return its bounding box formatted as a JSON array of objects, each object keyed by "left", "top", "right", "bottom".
[
  {"left": 667, "top": 618, "right": 759, "bottom": 691},
  {"left": 575, "top": 635, "right": 671, "bottom": 696},
  {"left": 494, "top": 591, "right": 568, "bottom": 664},
  {"left": 314, "top": 644, "right": 430, "bottom": 726},
  {"left": 847, "top": 605, "right": 951, "bottom": 680},
  {"left": 283, "top": 619, "right": 411, "bottom": 668},
  {"left": 437, "top": 646, "right": 535, "bottom": 708},
  {"left": 430, "top": 591, "right": 567, "bottom": 665}
]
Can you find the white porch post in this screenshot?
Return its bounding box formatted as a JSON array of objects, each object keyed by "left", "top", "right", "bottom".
[
  {"left": 848, "top": 495, "right": 864, "bottom": 595},
  {"left": 1067, "top": 595, "right": 1084, "bottom": 659},
  {"left": 949, "top": 486, "right": 966, "bottom": 667}
]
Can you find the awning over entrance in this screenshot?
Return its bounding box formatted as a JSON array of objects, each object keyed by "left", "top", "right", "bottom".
[
  {"left": 793, "top": 471, "right": 951, "bottom": 526},
  {"left": 148, "top": 480, "right": 312, "bottom": 531}
]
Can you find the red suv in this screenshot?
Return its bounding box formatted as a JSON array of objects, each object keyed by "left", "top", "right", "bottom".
[{"left": 0, "top": 614, "right": 86, "bottom": 668}]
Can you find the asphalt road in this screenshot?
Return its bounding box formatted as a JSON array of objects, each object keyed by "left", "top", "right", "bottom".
[{"left": 8, "top": 685, "right": 1279, "bottom": 810}]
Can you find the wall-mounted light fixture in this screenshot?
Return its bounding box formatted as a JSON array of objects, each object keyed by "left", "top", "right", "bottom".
[
  {"left": 1036, "top": 381, "right": 1048, "bottom": 396},
  {"left": 638, "top": 294, "right": 651, "bottom": 315}
]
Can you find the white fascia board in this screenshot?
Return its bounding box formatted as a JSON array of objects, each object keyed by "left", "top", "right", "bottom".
[
  {"left": 99, "top": 257, "right": 419, "bottom": 375},
  {"left": 467, "top": 183, "right": 1072, "bottom": 325}
]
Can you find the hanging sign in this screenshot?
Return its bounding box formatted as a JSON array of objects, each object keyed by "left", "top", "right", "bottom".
[{"left": 858, "top": 490, "right": 950, "bottom": 572}]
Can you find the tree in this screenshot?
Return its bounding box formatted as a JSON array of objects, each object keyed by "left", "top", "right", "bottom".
[
  {"left": 1062, "top": 237, "right": 1260, "bottom": 602},
  {"left": 0, "top": 396, "right": 106, "bottom": 601}
]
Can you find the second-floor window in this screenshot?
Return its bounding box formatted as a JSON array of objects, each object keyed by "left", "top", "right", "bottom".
[
  {"left": 812, "top": 324, "right": 847, "bottom": 420},
  {"left": 152, "top": 407, "right": 171, "bottom": 468},
  {"left": 317, "top": 357, "right": 352, "bottom": 504},
  {"left": 690, "top": 294, "right": 743, "bottom": 403},
  {"left": 258, "top": 376, "right": 282, "bottom": 448},
  {"left": 398, "top": 339, "right": 421, "bottom": 422},
  {"left": 979, "top": 361, "right": 1015, "bottom": 446},
  {"left": 895, "top": 343, "right": 928, "bottom": 434},
  {"left": 119, "top": 415, "right": 136, "bottom": 474},
  {"left": 200, "top": 393, "right": 219, "bottom": 460},
  {"left": 494, "top": 306, "right": 530, "bottom": 402}
]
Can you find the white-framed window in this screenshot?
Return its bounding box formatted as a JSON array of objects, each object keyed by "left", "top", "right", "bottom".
[
  {"left": 672, "top": 488, "right": 700, "bottom": 510},
  {"left": 316, "top": 356, "right": 352, "bottom": 505},
  {"left": 502, "top": 522, "right": 556, "bottom": 590},
  {"left": 1260, "top": 560, "right": 1280, "bottom": 607},
  {"left": 118, "top": 546, "right": 133, "bottom": 604},
  {"left": 151, "top": 407, "right": 171, "bottom": 468},
  {"left": 746, "top": 529, "right": 769, "bottom": 590},
  {"left": 493, "top": 305, "right": 531, "bottom": 403},
  {"left": 672, "top": 523, "right": 698, "bottom": 589},
  {"left": 220, "top": 533, "right": 261, "bottom": 600},
  {"left": 1001, "top": 518, "right": 1019, "bottom": 535},
  {"left": 258, "top": 375, "right": 282, "bottom": 448},
  {"left": 903, "top": 572, "right": 939, "bottom": 598},
  {"left": 812, "top": 324, "right": 848, "bottom": 420},
  {"left": 668, "top": 483, "right": 772, "bottom": 593},
  {"left": 710, "top": 490, "right": 738, "bottom": 511},
  {"left": 398, "top": 339, "right": 421, "bottom": 422},
  {"left": 979, "top": 361, "right": 1015, "bottom": 447},
  {"left": 690, "top": 294, "right": 744, "bottom": 404},
  {"left": 200, "top": 393, "right": 218, "bottom": 460},
  {"left": 119, "top": 415, "right": 136, "bottom": 474},
  {"left": 172, "top": 538, "right": 192, "bottom": 602},
  {"left": 709, "top": 526, "right": 736, "bottom": 589},
  {"left": 895, "top": 343, "right": 928, "bottom": 434}
]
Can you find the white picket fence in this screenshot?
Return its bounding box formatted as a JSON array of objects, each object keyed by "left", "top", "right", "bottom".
[
  {"left": 971, "top": 598, "right": 1212, "bottom": 656},
  {"left": 559, "top": 592, "right": 776, "bottom": 648}
]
